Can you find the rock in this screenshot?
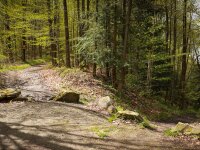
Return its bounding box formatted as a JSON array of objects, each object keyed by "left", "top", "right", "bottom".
[
  {"left": 0, "top": 88, "right": 21, "bottom": 102},
  {"left": 170, "top": 122, "right": 200, "bottom": 136},
  {"left": 171, "top": 122, "right": 189, "bottom": 133},
  {"left": 118, "top": 110, "right": 144, "bottom": 122},
  {"left": 88, "top": 96, "right": 116, "bottom": 114},
  {"left": 53, "top": 91, "right": 80, "bottom": 103},
  {"left": 107, "top": 105, "right": 117, "bottom": 114},
  {"left": 97, "top": 96, "right": 114, "bottom": 110}
]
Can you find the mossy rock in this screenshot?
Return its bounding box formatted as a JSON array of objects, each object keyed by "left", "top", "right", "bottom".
[
  {"left": 169, "top": 122, "right": 200, "bottom": 136},
  {"left": 53, "top": 91, "right": 80, "bottom": 103},
  {"left": 0, "top": 88, "right": 21, "bottom": 102},
  {"left": 170, "top": 122, "right": 189, "bottom": 133},
  {"left": 117, "top": 110, "right": 157, "bottom": 130},
  {"left": 118, "top": 110, "right": 144, "bottom": 122}
]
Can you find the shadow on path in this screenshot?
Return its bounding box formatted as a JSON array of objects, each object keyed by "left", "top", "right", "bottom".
[{"left": 0, "top": 121, "right": 177, "bottom": 150}]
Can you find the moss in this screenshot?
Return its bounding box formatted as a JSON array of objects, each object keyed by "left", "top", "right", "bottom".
[
  {"left": 140, "top": 117, "right": 157, "bottom": 130},
  {"left": 164, "top": 129, "right": 179, "bottom": 137},
  {"left": 108, "top": 113, "right": 120, "bottom": 123},
  {"left": 90, "top": 126, "right": 116, "bottom": 139},
  {"left": 164, "top": 123, "right": 200, "bottom": 137}
]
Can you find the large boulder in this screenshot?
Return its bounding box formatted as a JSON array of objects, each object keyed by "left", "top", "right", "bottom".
[
  {"left": 53, "top": 91, "right": 80, "bottom": 103},
  {"left": 97, "top": 96, "right": 114, "bottom": 110},
  {"left": 88, "top": 96, "right": 117, "bottom": 114},
  {"left": 0, "top": 88, "right": 21, "bottom": 102},
  {"left": 117, "top": 110, "right": 157, "bottom": 130},
  {"left": 170, "top": 122, "right": 200, "bottom": 136}
]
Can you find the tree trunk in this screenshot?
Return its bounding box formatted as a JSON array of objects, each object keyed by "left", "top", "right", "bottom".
[
  {"left": 93, "top": 0, "right": 99, "bottom": 77},
  {"left": 112, "top": 2, "right": 117, "bottom": 87},
  {"left": 22, "top": 0, "right": 27, "bottom": 62},
  {"left": 5, "top": 0, "right": 14, "bottom": 63},
  {"left": 165, "top": 1, "right": 169, "bottom": 53},
  {"left": 170, "top": 0, "right": 177, "bottom": 102},
  {"left": 119, "top": 0, "right": 132, "bottom": 90},
  {"left": 47, "top": 0, "right": 57, "bottom": 66},
  {"left": 105, "top": 0, "right": 111, "bottom": 79},
  {"left": 180, "top": 0, "right": 188, "bottom": 108},
  {"left": 63, "top": 0, "right": 71, "bottom": 67}
]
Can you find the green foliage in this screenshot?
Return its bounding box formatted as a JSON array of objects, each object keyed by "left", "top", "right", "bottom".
[
  {"left": 164, "top": 129, "right": 179, "bottom": 137},
  {"left": 108, "top": 113, "right": 119, "bottom": 123},
  {"left": 76, "top": 21, "right": 111, "bottom": 67},
  {"left": 125, "top": 74, "right": 139, "bottom": 90},
  {"left": 0, "top": 59, "right": 46, "bottom": 73},
  {"left": 0, "top": 64, "right": 30, "bottom": 73},
  {"left": 140, "top": 116, "right": 157, "bottom": 130},
  {"left": 27, "top": 59, "right": 46, "bottom": 66},
  {"left": 90, "top": 126, "right": 116, "bottom": 139}
]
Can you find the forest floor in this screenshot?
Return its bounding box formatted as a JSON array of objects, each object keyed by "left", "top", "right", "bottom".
[{"left": 0, "top": 65, "right": 199, "bottom": 150}]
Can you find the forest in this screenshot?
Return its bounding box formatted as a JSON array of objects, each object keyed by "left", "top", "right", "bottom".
[{"left": 0, "top": 0, "right": 200, "bottom": 149}]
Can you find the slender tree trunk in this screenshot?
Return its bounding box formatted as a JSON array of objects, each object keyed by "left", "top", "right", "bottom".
[
  {"left": 180, "top": 0, "right": 188, "bottom": 108},
  {"left": 76, "top": 0, "right": 81, "bottom": 66},
  {"left": 63, "top": 0, "right": 71, "bottom": 67},
  {"left": 77, "top": 0, "right": 81, "bottom": 36},
  {"left": 22, "top": 0, "right": 27, "bottom": 62},
  {"left": 105, "top": 0, "right": 111, "bottom": 79},
  {"left": 170, "top": 0, "right": 177, "bottom": 102},
  {"left": 119, "top": 0, "right": 132, "bottom": 90},
  {"left": 5, "top": 0, "right": 14, "bottom": 63},
  {"left": 165, "top": 1, "right": 169, "bottom": 53},
  {"left": 80, "top": 0, "right": 85, "bottom": 36},
  {"left": 93, "top": 0, "right": 99, "bottom": 77},
  {"left": 47, "top": 0, "right": 57, "bottom": 66},
  {"left": 112, "top": 1, "right": 117, "bottom": 87},
  {"left": 55, "top": 2, "right": 60, "bottom": 66}
]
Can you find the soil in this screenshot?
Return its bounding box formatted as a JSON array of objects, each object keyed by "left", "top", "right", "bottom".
[{"left": 0, "top": 65, "right": 199, "bottom": 150}]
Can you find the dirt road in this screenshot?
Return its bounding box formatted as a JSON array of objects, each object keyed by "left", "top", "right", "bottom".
[{"left": 0, "top": 66, "right": 199, "bottom": 150}]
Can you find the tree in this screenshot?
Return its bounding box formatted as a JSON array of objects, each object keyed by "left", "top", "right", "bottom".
[
  {"left": 63, "top": 0, "right": 71, "bottom": 67},
  {"left": 119, "top": 0, "right": 132, "bottom": 90}
]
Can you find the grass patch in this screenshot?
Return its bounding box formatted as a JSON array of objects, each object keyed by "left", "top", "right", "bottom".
[
  {"left": 140, "top": 117, "right": 157, "bottom": 130},
  {"left": 0, "top": 59, "right": 46, "bottom": 73},
  {"left": 108, "top": 106, "right": 125, "bottom": 122},
  {"left": 80, "top": 98, "right": 89, "bottom": 105},
  {"left": 108, "top": 113, "right": 119, "bottom": 123},
  {"left": 27, "top": 59, "right": 46, "bottom": 66},
  {"left": 164, "top": 129, "right": 179, "bottom": 137},
  {"left": 90, "top": 126, "right": 116, "bottom": 139},
  {"left": 0, "top": 64, "right": 30, "bottom": 73}
]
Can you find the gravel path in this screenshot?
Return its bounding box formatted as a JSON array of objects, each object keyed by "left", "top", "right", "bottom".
[{"left": 4, "top": 65, "right": 60, "bottom": 101}]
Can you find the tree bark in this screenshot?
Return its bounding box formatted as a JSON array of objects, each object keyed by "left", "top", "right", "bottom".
[
  {"left": 5, "top": 0, "right": 14, "bottom": 63},
  {"left": 22, "top": 0, "right": 27, "bottom": 62},
  {"left": 93, "top": 0, "right": 99, "bottom": 77},
  {"left": 112, "top": 1, "right": 117, "bottom": 87},
  {"left": 63, "top": 0, "right": 71, "bottom": 67},
  {"left": 180, "top": 0, "right": 188, "bottom": 108},
  {"left": 119, "top": 0, "right": 132, "bottom": 90}
]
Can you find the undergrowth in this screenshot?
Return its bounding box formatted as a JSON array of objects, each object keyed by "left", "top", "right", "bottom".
[
  {"left": 164, "top": 129, "right": 179, "bottom": 137},
  {"left": 0, "top": 59, "right": 46, "bottom": 73}
]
